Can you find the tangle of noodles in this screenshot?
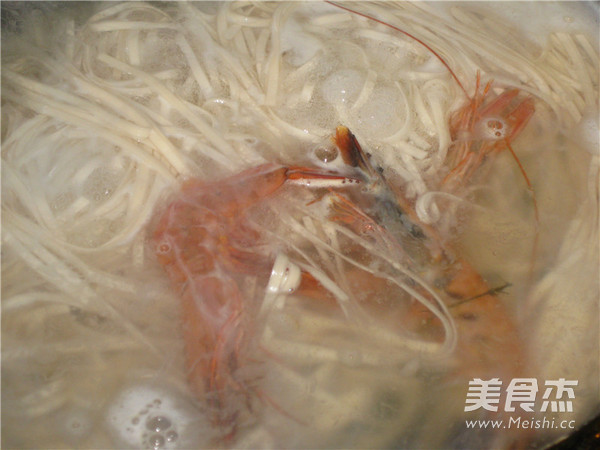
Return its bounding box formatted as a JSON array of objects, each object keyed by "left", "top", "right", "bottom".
[{"left": 2, "top": 2, "right": 598, "bottom": 448}]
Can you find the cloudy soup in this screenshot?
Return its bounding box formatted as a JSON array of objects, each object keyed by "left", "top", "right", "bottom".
[{"left": 2, "top": 2, "right": 598, "bottom": 448}]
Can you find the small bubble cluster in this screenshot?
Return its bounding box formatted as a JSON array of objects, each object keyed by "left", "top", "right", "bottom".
[
  {"left": 122, "top": 399, "right": 178, "bottom": 449},
  {"left": 107, "top": 384, "right": 194, "bottom": 449},
  {"left": 142, "top": 414, "right": 178, "bottom": 449}
]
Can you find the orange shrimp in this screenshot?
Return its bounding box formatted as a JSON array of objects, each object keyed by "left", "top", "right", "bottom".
[
  {"left": 152, "top": 164, "right": 356, "bottom": 439},
  {"left": 331, "top": 126, "right": 525, "bottom": 377},
  {"left": 330, "top": 125, "right": 531, "bottom": 447},
  {"left": 445, "top": 73, "right": 536, "bottom": 192}
]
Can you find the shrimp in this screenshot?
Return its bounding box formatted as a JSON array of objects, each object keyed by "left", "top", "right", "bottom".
[
  {"left": 325, "top": 124, "right": 532, "bottom": 446},
  {"left": 445, "top": 73, "right": 537, "bottom": 194},
  {"left": 152, "top": 164, "right": 357, "bottom": 439},
  {"left": 331, "top": 126, "right": 526, "bottom": 380}
]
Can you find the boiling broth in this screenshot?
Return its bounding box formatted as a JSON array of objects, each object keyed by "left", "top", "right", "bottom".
[{"left": 2, "top": 2, "right": 598, "bottom": 448}]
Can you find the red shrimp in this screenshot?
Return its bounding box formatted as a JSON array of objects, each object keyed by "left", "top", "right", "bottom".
[
  {"left": 330, "top": 125, "right": 531, "bottom": 448},
  {"left": 152, "top": 164, "right": 355, "bottom": 439},
  {"left": 332, "top": 126, "right": 526, "bottom": 378}
]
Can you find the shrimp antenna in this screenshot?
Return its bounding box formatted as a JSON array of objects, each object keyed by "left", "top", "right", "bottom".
[
  {"left": 505, "top": 138, "right": 540, "bottom": 278},
  {"left": 324, "top": 1, "right": 470, "bottom": 99}
]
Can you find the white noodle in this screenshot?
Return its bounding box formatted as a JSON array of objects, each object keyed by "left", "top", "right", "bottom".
[{"left": 2, "top": 2, "right": 597, "bottom": 447}]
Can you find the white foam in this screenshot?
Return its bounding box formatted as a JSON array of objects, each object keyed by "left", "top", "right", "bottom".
[
  {"left": 321, "top": 69, "right": 365, "bottom": 107},
  {"left": 352, "top": 85, "right": 406, "bottom": 138},
  {"left": 106, "top": 383, "right": 197, "bottom": 449}
]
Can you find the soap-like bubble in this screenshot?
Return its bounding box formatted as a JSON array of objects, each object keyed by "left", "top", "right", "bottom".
[
  {"left": 314, "top": 146, "right": 339, "bottom": 164},
  {"left": 321, "top": 69, "right": 366, "bottom": 107},
  {"left": 147, "top": 415, "right": 172, "bottom": 433},
  {"left": 106, "top": 383, "right": 197, "bottom": 449},
  {"left": 166, "top": 430, "right": 179, "bottom": 442},
  {"left": 147, "top": 433, "right": 166, "bottom": 449},
  {"left": 475, "top": 116, "right": 508, "bottom": 140},
  {"left": 352, "top": 85, "right": 406, "bottom": 138}
]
